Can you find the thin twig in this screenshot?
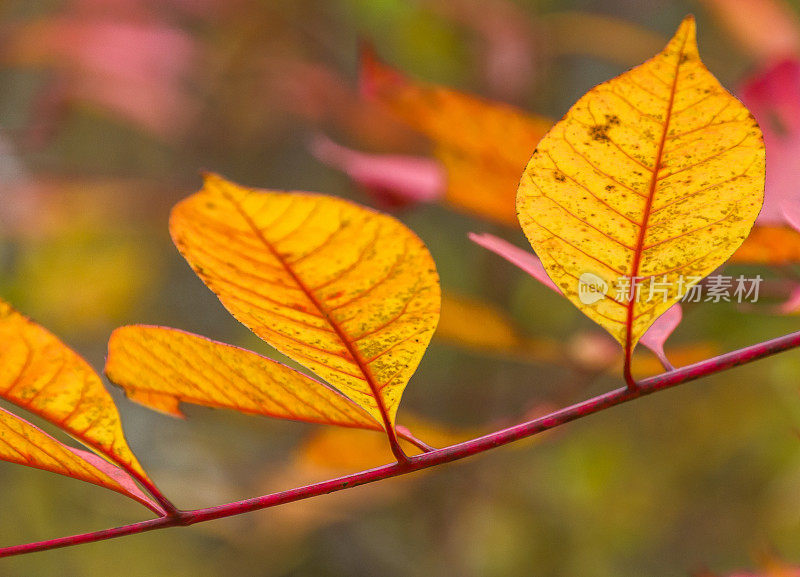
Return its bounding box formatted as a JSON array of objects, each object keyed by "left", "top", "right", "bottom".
[{"left": 3, "top": 328, "right": 800, "bottom": 558}]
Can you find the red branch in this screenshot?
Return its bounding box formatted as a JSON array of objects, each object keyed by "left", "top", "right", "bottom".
[{"left": 3, "top": 328, "right": 800, "bottom": 558}]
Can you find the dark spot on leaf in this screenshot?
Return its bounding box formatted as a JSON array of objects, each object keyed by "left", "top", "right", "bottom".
[{"left": 590, "top": 124, "right": 610, "bottom": 142}]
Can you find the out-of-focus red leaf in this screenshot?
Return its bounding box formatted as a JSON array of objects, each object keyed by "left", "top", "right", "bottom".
[
  {"left": 469, "top": 232, "right": 558, "bottom": 291},
  {"left": 309, "top": 134, "right": 445, "bottom": 209},
  {"left": 783, "top": 192, "right": 800, "bottom": 231},
  {"left": 73, "top": 0, "right": 241, "bottom": 19},
  {"left": 6, "top": 17, "right": 198, "bottom": 139},
  {"left": 739, "top": 59, "right": 800, "bottom": 229},
  {"left": 639, "top": 305, "right": 682, "bottom": 371},
  {"left": 776, "top": 284, "right": 800, "bottom": 313}
]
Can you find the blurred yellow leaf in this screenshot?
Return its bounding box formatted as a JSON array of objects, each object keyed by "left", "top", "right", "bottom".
[
  {"left": 362, "top": 48, "right": 552, "bottom": 225},
  {"left": 2, "top": 177, "right": 164, "bottom": 337},
  {"left": 106, "top": 326, "right": 380, "bottom": 429},
  {"left": 300, "top": 414, "right": 472, "bottom": 471},
  {"left": 0, "top": 406, "right": 157, "bottom": 511},
  {"left": 0, "top": 300, "right": 150, "bottom": 482},
  {"left": 516, "top": 17, "right": 764, "bottom": 358},
  {"left": 299, "top": 427, "right": 403, "bottom": 471},
  {"left": 140, "top": 174, "right": 440, "bottom": 439}
]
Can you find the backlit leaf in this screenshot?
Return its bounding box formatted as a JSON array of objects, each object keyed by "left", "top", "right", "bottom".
[
  {"left": 361, "top": 47, "right": 552, "bottom": 225},
  {"left": 0, "top": 300, "right": 151, "bottom": 482},
  {"left": 168, "top": 173, "right": 440, "bottom": 431},
  {"left": 106, "top": 325, "right": 380, "bottom": 429},
  {"left": 470, "top": 233, "right": 683, "bottom": 366},
  {"left": 516, "top": 16, "right": 765, "bottom": 357},
  {"left": 0, "top": 406, "right": 158, "bottom": 512}
]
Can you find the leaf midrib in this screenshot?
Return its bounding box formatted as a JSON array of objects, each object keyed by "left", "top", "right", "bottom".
[
  {"left": 223, "top": 194, "right": 393, "bottom": 433},
  {"left": 625, "top": 33, "right": 690, "bottom": 356}
]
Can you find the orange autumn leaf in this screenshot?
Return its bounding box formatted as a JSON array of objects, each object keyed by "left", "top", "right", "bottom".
[
  {"left": 516, "top": 17, "right": 764, "bottom": 359},
  {"left": 361, "top": 47, "right": 552, "bottom": 225},
  {"left": 629, "top": 342, "right": 719, "bottom": 377},
  {"left": 111, "top": 174, "right": 440, "bottom": 446},
  {"left": 730, "top": 225, "right": 800, "bottom": 263},
  {"left": 106, "top": 326, "right": 380, "bottom": 429},
  {"left": 437, "top": 293, "right": 562, "bottom": 363},
  {"left": 0, "top": 300, "right": 151, "bottom": 483},
  {"left": 438, "top": 293, "right": 523, "bottom": 352},
  {"left": 300, "top": 414, "right": 472, "bottom": 471},
  {"left": 0, "top": 406, "right": 159, "bottom": 512}
]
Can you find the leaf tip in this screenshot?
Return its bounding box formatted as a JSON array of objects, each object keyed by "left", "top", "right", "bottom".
[
  {"left": 359, "top": 43, "right": 403, "bottom": 100},
  {"left": 128, "top": 389, "right": 186, "bottom": 419},
  {"left": 199, "top": 170, "right": 226, "bottom": 189},
  {"left": 674, "top": 14, "right": 697, "bottom": 48}
]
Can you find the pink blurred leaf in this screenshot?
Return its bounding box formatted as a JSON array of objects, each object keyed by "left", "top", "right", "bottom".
[
  {"left": 776, "top": 283, "right": 800, "bottom": 313},
  {"left": 739, "top": 59, "right": 800, "bottom": 230},
  {"left": 783, "top": 193, "right": 800, "bottom": 232},
  {"left": 639, "top": 304, "right": 682, "bottom": 371},
  {"left": 469, "top": 232, "right": 558, "bottom": 291},
  {"left": 310, "top": 134, "right": 445, "bottom": 209},
  {"left": 470, "top": 233, "right": 682, "bottom": 367},
  {"left": 8, "top": 17, "right": 198, "bottom": 139}
]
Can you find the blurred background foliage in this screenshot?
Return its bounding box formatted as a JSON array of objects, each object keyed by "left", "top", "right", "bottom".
[{"left": 1, "top": 0, "right": 800, "bottom": 575}]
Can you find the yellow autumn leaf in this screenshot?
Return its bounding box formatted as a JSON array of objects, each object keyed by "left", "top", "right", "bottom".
[
  {"left": 0, "top": 300, "right": 151, "bottom": 482},
  {"left": 516, "top": 16, "right": 764, "bottom": 368},
  {"left": 106, "top": 325, "right": 380, "bottom": 429},
  {"left": 0, "top": 406, "right": 158, "bottom": 512},
  {"left": 362, "top": 48, "right": 552, "bottom": 225},
  {"left": 168, "top": 174, "right": 440, "bottom": 443}
]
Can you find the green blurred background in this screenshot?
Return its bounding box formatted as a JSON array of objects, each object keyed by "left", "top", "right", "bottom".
[{"left": 1, "top": 0, "right": 800, "bottom": 575}]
